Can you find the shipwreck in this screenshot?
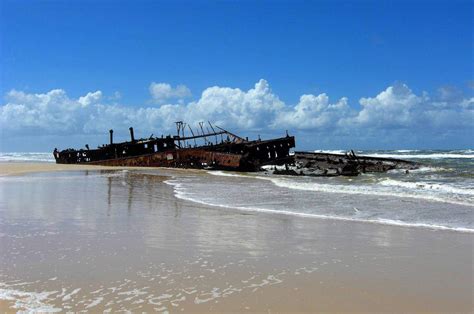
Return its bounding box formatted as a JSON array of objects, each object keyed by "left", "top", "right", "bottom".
[{"left": 53, "top": 122, "right": 418, "bottom": 176}]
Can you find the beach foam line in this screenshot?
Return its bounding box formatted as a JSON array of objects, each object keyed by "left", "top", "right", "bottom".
[
  {"left": 164, "top": 179, "right": 474, "bottom": 233},
  {"left": 388, "top": 166, "right": 448, "bottom": 173},
  {"left": 0, "top": 152, "right": 55, "bottom": 163},
  {"left": 207, "top": 170, "right": 251, "bottom": 178},
  {"left": 313, "top": 150, "right": 347, "bottom": 154},
  {"left": 0, "top": 288, "right": 61, "bottom": 312},
  {"left": 379, "top": 178, "right": 474, "bottom": 196},
  {"left": 363, "top": 153, "right": 474, "bottom": 159},
  {"left": 257, "top": 176, "right": 473, "bottom": 207},
  {"left": 392, "top": 149, "right": 421, "bottom": 153},
  {"left": 208, "top": 171, "right": 472, "bottom": 206},
  {"left": 207, "top": 170, "right": 473, "bottom": 206},
  {"left": 313, "top": 150, "right": 474, "bottom": 158}
]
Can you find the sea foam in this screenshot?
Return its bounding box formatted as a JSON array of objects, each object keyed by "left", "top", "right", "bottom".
[
  {"left": 0, "top": 152, "right": 55, "bottom": 163},
  {"left": 363, "top": 153, "right": 474, "bottom": 159},
  {"left": 164, "top": 178, "right": 474, "bottom": 233}
]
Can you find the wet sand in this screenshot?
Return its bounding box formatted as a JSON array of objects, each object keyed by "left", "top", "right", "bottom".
[
  {"left": 0, "top": 163, "right": 473, "bottom": 312},
  {"left": 0, "top": 162, "right": 172, "bottom": 176}
]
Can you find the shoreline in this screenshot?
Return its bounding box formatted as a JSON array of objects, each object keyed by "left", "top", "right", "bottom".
[
  {"left": 0, "top": 162, "right": 473, "bottom": 312},
  {"left": 2, "top": 162, "right": 472, "bottom": 234},
  {"left": 167, "top": 177, "right": 474, "bottom": 234},
  {"left": 0, "top": 161, "right": 205, "bottom": 177}
]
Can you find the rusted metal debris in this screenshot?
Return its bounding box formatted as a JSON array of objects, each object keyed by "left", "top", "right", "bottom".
[
  {"left": 266, "top": 150, "right": 418, "bottom": 177},
  {"left": 53, "top": 122, "right": 418, "bottom": 176}
]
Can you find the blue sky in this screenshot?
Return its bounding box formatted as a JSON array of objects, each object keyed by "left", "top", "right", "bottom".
[{"left": 1, "top": 0, "right": 473, "bottom": 151}]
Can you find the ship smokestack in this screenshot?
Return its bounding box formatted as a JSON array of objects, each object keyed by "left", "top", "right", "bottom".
[
  {"left": 109, "top": 129, "right": 114, "bottom": 145},
  {"left": 129, "top": 127, "right": 135, "bottom": 142}
]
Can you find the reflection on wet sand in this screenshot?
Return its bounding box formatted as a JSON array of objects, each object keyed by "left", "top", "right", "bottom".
[{"left": 0, "top": 170, "right": 472, "bottom": 312}]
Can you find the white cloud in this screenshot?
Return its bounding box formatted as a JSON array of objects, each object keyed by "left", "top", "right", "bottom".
[
  {"left": 78, "top": 91, "right": 102, "bottom": 107},
  {"left": 185, "top": 79, "right": 284, "bottom": 129},
  {"left": 351, "top": 83, "right": 423, "bottom": 128},
  {"left": 1, "top": 89, "right": 86, "bottom": 132},
  {"left": 274, "top": 93, "right": 351, "bottom": 129},
  {"left": 1, "top": 80, "right": 473, "bottom": 148},
  {"left": 348, "top": 83, "right": 473, "bottom": 131},
  {"left": 149, "top": 82, "right": 191, "bottom": 104}
]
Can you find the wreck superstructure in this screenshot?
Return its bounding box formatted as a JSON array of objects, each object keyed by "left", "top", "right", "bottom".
[
  {"left": 54, "top": 122, "right": 295, "bottom": 171},
  {"left": 54, "top": 122, "right": 418, "bottom": 175}
]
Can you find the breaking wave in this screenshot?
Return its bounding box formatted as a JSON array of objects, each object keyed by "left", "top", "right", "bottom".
[
  {"left": 0, "top": 152, "right": 54, "bottom": 163},
  {"left": 363, "top": 153, "right": 474, "bottom": 159},
  {"left": 313, "top": 149, "right": 474, "bottom": 159},
  {"left": 254, "top": 176, "right": 473, "bottom": 207},
  {"left": 164, "top": 178, "right": 474, "bottom": 233},
  {"left": 313, "top": 150, "right": 347, "bottom": 154},
  {"left": 378, "top": 179, "right": 474, "bottom": 196}
]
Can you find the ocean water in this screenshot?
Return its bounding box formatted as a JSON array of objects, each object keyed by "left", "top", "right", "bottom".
[
  {"left": 164, "top": 149, "right": 474, "bottom": 232},
  {"left": 1, "top": 149, "right": 473, "bottom": 232},
  {"left": 0, "top": 152, "right": 54, "bottom": 163}
]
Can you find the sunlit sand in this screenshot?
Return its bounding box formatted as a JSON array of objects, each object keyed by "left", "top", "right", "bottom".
[{"left": 1, "top": 163, "right": 472, "bottom": 312}]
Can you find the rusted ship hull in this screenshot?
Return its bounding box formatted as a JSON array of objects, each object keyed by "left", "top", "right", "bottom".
[
  {"left": 86, "top": 148, "right": 243, "bottom": 169},
  {"left": 54, "top": 123, "right": 418, "bottom": 175},
  {"left": 82, "top": 140, "right": 295, "bottom": 171},
  {"left": 54, "top": 123, "right": 296, "bottom": 172}
]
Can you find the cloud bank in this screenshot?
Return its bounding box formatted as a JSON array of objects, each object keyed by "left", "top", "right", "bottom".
[
  {"left": 149, "top": 82, "right": 191, "bottom": 104},
  {"left": 1, "top": 79, "right": 473, "bottom": 149}
]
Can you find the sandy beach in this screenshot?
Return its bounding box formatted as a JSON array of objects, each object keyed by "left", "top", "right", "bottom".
[
  {"left": 2, "top": 0, "right": 473, "bottom": 311},
  {"left": 0, "top": 162, "right": 472, "bottom": 312},
  {"left": 0, "top": 162, "right": 168, "bottom": 177}
]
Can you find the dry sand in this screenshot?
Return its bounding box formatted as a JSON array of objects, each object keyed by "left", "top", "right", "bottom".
[{"left": 0, "top": 162, "right": 472, "bottom": 312}]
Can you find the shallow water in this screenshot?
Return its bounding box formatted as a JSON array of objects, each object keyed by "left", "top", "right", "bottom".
[
  {"left": 0, "top": 170, "right": 286, "bottom": 311},
  {"left": 1, "top": 149, "right": 473, "bottom": 231},
  {"left": 0, "top": 169, "right": 472, "bottom": 312},
  {"left": 167, "top": 149, "right": 474, "bottom": 232}
]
